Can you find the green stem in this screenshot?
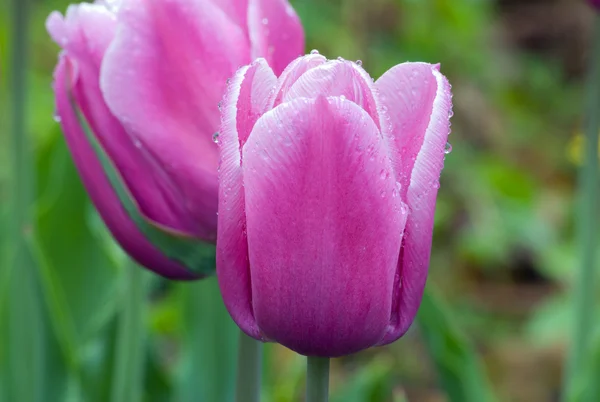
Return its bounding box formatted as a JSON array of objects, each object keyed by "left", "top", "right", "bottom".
[
  {"left": 236, "top": 332, "right": 262, "bottom": 402},
  {"left": 177, "top": 277, "right": 238, "bottom": 402},
  {"left": 306, "top": 356, "right": 330, "bottom": 402},
  {"left": 563, "top": 13, "right": 600, "bottom": 401},
  {"left": 7, "top": 0, "right": 44, "bottom": 401},
  {"left": 110, "top": 262, "right": 149, "bottom": 402}
]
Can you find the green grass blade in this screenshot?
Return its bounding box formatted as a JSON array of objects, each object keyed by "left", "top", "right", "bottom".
[
  {"left": 175, "top": 276, "right": 239, "bottom": 402},
  {"left": 5, "top": 0, "right": 46, "bottom": 400},
  {"left": 417, "top": 286, "right": 497, "bottom": 402},
  {"left": 110, "top": 261, "right": 151, "bottom": 402}
]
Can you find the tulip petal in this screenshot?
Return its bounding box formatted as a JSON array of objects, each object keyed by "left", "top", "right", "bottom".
[
  {"left": 54, "top": 57, "right": 195, "bottom": 280},
  {"left": 101, "top": 0, "right": 250, "bottom": 240},
  {"left": 375, "top": 63, "right": 452, "bottom": 343},
  {"left": 47, "top": 4, "right": 117, "bottom": 64},
  {"left": 242, "top": 96, "right": 406, "bottom": 357},
  {"left": 47, "top": 4, "right": 200, "bottom": 237},
  {"left": 235, "top": 58, "right": 277, "bottom": 148},
  {"left": 283, "top": 60, "right": 380, "bottom": 129},
  {"left": 247, "top": 0, "right": 305, "bottom": 75},
  {"left": 212, "top": 0, "right": 248, "bottom": 31},
  {"left": 268, "top": 53, "right": 327, "bottom": 108},
  {"left": 217, "top": 61, "right": 276, "bottom": 339}
]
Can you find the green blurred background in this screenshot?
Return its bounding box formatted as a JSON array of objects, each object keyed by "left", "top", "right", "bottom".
[{"left": 0, "top": 0, "right": 598, "bottom": 401}]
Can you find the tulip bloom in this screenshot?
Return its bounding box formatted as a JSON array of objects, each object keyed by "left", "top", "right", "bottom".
[
  {"left": 217, "top": 54, "right": 453, "bottom": 357},
  {"left": 47, "top": 0, "right": 303, "bottom": 278}
]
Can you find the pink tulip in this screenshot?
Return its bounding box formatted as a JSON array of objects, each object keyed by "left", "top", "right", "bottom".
[
  {"left": 217, "top": 54, "right": 453, "bottom": 357},
  {"left": 46, "top": 0, "right": 304, "bottom": 279}
]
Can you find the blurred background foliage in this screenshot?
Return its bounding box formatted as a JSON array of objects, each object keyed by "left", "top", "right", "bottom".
[{"left": 0, "top": 0, "right": 598, "bottom": 401}]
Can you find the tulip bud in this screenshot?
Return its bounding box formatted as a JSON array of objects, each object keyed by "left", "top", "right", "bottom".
[
  {"left": 47, "top": 0, "right": 304, "bottom": 278},
  {"left": 217, "top": 55, "right": 453, "bottom": 357}
]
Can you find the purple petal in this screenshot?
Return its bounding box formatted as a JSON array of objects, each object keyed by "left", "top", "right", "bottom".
[
  {"left": 46, "top": 3, "right": 200, "bottom": 237},
  {"left": 101, "top": 0, "right": 251, "bottom": 240},
  {"left": 242, "top": 96, "right": 406, "bottom": 357},
  {"left": 235, "top": 58, "right": 277, "bottom": 148},
  {"left": 46, "top": 3, "right": 117, "bottom": 64},
  {"left": 53, "top": 56, "right": 195, "bottom": 280},
  {"left": 375, "top": 63, "right": 452, "bottom": 343},
  {"left": 217, "top": 61, "right": 276, "bottom": 340},
  {"left": 211, "top": 0, "right": 249, "bottom": 31},
  {"left": 268, "top": 53, "right": 327, "bottom": 108},
  {"left": 247, "top": 0, "right": 305, "bottom": 75},
  {"left": 282, "top": 60, "right": 380, "bottom": 129}
]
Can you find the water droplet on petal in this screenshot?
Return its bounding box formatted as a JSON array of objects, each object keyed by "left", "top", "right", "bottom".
[
  {"left": 339, "top": 95, "right": 346, "bottom": 101},
  {"left": 337, "top": 56, "right": 345, "bottom": 61},
  {"left": 218, "top": 101, "right": 222, "bottom": 111},
  {"left": 380, "top": 190, "right": 386, "bottom": 198},
  {"left": 444, "top": 142, "right": 452, "bottom": 154},
  {"left": 261, "top": 18, "right": 268, "bottom": 25},
  {"left": 134, "top": 139, "right": 142, "bottom": 148},
  {"left": 355, "top": 59, "right": 362, "bottom": 66},
  {"left": 432, "top": 180, "right": 440, "bottom": 189},
  {"left": 212, "top": 132, "right": 220, "bottom": 144},
  {"left": 53, "top": 112, "right": 61, "bottom": 123},
  {"left": 310, "top": 49, "right": 320, "bottom": 55}
]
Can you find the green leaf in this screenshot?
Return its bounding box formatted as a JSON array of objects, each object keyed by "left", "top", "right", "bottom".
[
  {"left": 110, "top": 262, "right": 152, "bottom": 402},
  {"left": 35, "top": 132, "right": 121, "bottom": 365},
  {"left": 1, "top": 243, "right": 76, "bottom": 402},
  {"left": 331, "top": 358, "right": 393, "bottom": 402},
  {"left": 417, "top": 286, "right": 497, "bottom": 402},
  {"left": 174, "top": 277, "right": 239, "bottom": 402},
  {"left": 566, "top": 327, "right": 600, "bottom": 402}
]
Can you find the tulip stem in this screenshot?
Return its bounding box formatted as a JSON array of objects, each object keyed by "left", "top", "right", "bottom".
[
  {"left": 306, "top": 356, "right": 330, "bottom": 402},
  {"left": 235, "top": 331, "right": 262, "bottom": 402},
  {"left": 563, "top": 12, "right": 600, "bottom": 401},
  {"left": 110, "top": 261, "right": 149, "bottom": 402}
]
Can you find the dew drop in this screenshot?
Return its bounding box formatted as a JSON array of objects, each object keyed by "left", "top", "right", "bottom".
[
  {"left": 212, "top": 132, "right": 220, "bottom": 144},
  {"left": 337, "top": 56, "right": 345, "bottom": 61},
  {"left": 339, "top": 95, "right": 346, "bottom": 101},
  {"left": 355, "top": 59, "right": 362, "bottom": 66},
  {"left": 310, "top": 49, "right": 320, "bottom": 55},
  {"left": 134, "top": 139, "right": 142, "bottom": 148},
  {"left": 432, "top": 180, "right": 440, "bottom": 189},
  {"left": 380, "top": 190, "right": 386, "bottom": 198},
  {"left": 400, "top": 204, "right": 408, "bottom": 215},
  {"left": 52, "top": 112, "right": 61, "bottom": 123},
  {"left": 218, "top": 101, "right": 222, "bottom": 111},
  {"left": 444, "top": 142, "right": 452, "bottom": 154},
  {"left": 261, "top": 18, "right": 268, "bottom": 25}
]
